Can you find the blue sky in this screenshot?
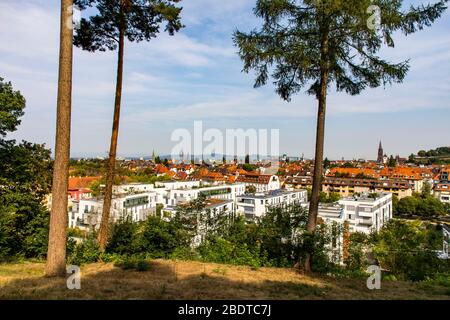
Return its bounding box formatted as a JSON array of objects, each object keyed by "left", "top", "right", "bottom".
[{"left": 1, "top": 0, "right": 449, "bottom": 160}]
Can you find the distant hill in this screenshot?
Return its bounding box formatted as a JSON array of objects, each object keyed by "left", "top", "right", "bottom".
[{"left": 412, "top": 146, "right": 450, "bottom": 164}]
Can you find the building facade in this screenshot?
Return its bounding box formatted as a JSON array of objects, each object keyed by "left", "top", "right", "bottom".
[
  {"left": 236, "top": 189, "right": 308, "bottom": 220},
  {"left": 318, "top": 192, "right": 393, "bottom": 234}
]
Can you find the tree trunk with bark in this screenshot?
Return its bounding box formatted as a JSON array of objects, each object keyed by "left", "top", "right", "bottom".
[
  {"left": 305, "top": 25, "right": 330, "bottom": 272},
  {"left": 97, "top": 25, "right": 125, "bottom": 250},
  {"left": 46, "top": 0, "right": 73, "bottom": 277}
]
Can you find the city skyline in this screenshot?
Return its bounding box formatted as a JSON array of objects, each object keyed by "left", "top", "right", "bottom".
[{"left": 1, "top": 0, "right": 449, "bottom": 159}]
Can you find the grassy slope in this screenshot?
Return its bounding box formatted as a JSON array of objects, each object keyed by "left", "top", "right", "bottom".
[{"left": 0, "top": 259, "right": 449, "bottom": 300}]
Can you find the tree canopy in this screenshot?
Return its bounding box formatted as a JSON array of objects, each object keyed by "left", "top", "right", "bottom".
[
  {"left": 0, "top": 77, "right": 52, "bottom": 260},
  {"left": 234, "top": 0, "right": 448, "bottom": 100},
  {"left": 0, "top": 77, "right": 25, "bottom": 137},
  {"left": 73, "top": 0, "right": 183, "bottom": 51}
]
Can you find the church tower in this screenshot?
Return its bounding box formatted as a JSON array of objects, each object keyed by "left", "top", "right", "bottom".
[{"left": 377, "top": 141, "right": 384, "bottom": 163}]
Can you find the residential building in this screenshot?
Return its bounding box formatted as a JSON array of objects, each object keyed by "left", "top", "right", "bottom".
[
  {"left": 441, "top": 225, "right": 450, "bottom": 259},
  {"left": 236, "top": 173, "right": 281, "bottom": 192},
  {"left": 165, "top": 183, "right": 246, "bottom": 206},
  {"left": 434, "top": 183, "right": 450, "bottom": 204},
  {"left": 285, "top": 176, "right": 413, "bottom": 199},
  {"left": 318, "top": 192, "right": 393, "bottom": 234},
  {"left": 236, "top": 189, "right": 308, "bottom": 220},
  {"left": 69, "top": 191, "right": 158, "bottom": 230}
]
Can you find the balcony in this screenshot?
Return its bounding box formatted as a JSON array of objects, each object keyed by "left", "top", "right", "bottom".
[{"left": 357, "top": 218, "right": 373, "bottom": 225}]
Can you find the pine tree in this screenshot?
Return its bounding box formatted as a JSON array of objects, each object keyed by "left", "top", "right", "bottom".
[
  {"left": 46, "top": 0, "right": 74, "bottom": 277},
  {"left": 74, "top": 0, "right": 183, "bottom": 249},
  {"left": 234, "top": 0, "right": 447, "bottom": 271}
]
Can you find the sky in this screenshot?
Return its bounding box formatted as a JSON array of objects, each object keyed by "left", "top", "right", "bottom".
[{"left": 1, "top": 0, "right": 449, "bottom": 160}]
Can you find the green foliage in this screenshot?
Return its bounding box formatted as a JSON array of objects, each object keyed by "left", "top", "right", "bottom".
[
  {"left": 139, "top": 216, "right": 192, "bottom": 258},
  {"left": 323, "top": 157, "right": 330, "bottom": 169},
  {"left": 397, "top": 196, "right": 419, "bottom": 215},
  {"left": 392, "top": 194, "right": 399, "bottom": 214},
  {"left": 106, "top": 218, "right": 140, "bottom": 255},
  {"left": 414, "top": 146, "right": 450, "bottom": 164},
  {"left": 114, "top": 255, "right": 151, "bottom": 272},
  {"left": 416, "top": 196, "right": 446, "bottom": 217},
  {"left": 69, "top": 159, "right": 104, "bottom": 177},
  {"left": 74, "top": 0, "right": 183, "bottom": 52},
  {"left": 242, "top": 163, "right": 257, "bottom": 172},
  {"left": 0, "top": 77, "right": 25, "bottom": 137},
  {"left": 0, "top": 78, "right": 52, "bottom": 261},
  {"left": 421, "top": 181, "right": 432, "bottom": 197},
  {"left": 370, "top": 220, "right": 447, "bottom": 281},
  {"left": 345, "top": 232, "right": 368, "bottom": 271},
  {"left": 387, "top": 155, "right": 397, "bottom": 167},
  {"left": 396, "top": 195, "right": 447, "bottom": 217},
  {"left": 198, "top": 237, "right": 262, "bottom": 269},
  {"left": 234, "top": 0, "right": 447, "bottom": 101},
  {"left": 319, "top": 191, "right": 340, "bottom": 203},
  {"left": 67, "top": 237, "right": 101, "bottom": 265}
]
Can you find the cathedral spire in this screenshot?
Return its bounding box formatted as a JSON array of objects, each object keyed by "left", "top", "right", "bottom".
[{"left": 377, "top": 141, "right": 384, "bottom": 163}]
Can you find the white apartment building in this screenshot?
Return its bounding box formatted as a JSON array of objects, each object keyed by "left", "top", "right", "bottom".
[
  {"left": 318, "top": 192, "right": 393, "bottom": 234},
  {"left": 154, "top": 180, "right": 201, "bottom": 190},
  {"left": 69, "top": 191, "right": 158, "bottom": 230},
  {"left": 112, "top": 183, "right": 154, "bottom": 194},
  {"left": 165, "top": 183, "right": 246, "bottom": 206},
  {"left": 236, "top": 189, "right": 308, "bottom": 220},
  {"left": 68, "top": 181, "right": 246, "bottom": 230}
]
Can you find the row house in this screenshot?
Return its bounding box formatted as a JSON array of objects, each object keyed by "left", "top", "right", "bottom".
[{"left": 285, "top": 176, "right": 413, "bottom": 199}]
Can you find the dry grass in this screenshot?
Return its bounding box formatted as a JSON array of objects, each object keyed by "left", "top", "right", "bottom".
[{"left": 0, "top": 259, "right": 449, "bottom": 300}]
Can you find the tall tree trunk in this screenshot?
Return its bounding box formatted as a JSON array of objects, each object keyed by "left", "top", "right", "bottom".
[
  {"left": 305, "top": 27, "right": 329, "bottom": 272},
  {"left": 97, "top": 26, "right": 125, "bottom": 250},
  {"left": 46, "top": 0, "right": 73, "bottom": 277}
]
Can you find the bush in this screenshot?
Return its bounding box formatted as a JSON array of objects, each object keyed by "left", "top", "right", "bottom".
[
  {"left": 371, "top": 220, "right": 447, "bottom": 281},
  {"left": 106, "top": 218, "right": 140, "bottom": 255},
  {"left": 198, "top": 237, "right": 262, "bottom": 269},
  {"left": 139, "top": 216, "right": 192, "bottom": 258},
  {"left": 67, "top": 237, "right": 100, "bottom": 265},
  {"left": 345, "top": 232, "right": 368, "bottom": 271},
  {"left": 114, "top": 255, "right": 151, "bottom": 271}
]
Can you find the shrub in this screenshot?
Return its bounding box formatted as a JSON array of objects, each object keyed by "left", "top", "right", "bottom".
[
  {"left": 345, "top": 232, "right": 368, "bottom": 271},
  {"left": 114, "top": 255, "right": 151, "bottom": 271},
  {"left": 139, "top": 216, "right": 191, "bottom": 258},
  {"left": 67, "top": 237, "right": 100, "bottom": 265},
  {"left": 371, "top": 220, "right": 447, "bottom": 281},
  {"left": 106, "top": 218, "right": 140, "bottom": 255}
]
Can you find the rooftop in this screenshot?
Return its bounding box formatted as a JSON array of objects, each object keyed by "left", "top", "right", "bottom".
[
  {"left": 341, "top": 192, "right": 391, "bottom": 202},
  {"left": 239, "top": 189, "right": 306, "bottom": 199}
]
